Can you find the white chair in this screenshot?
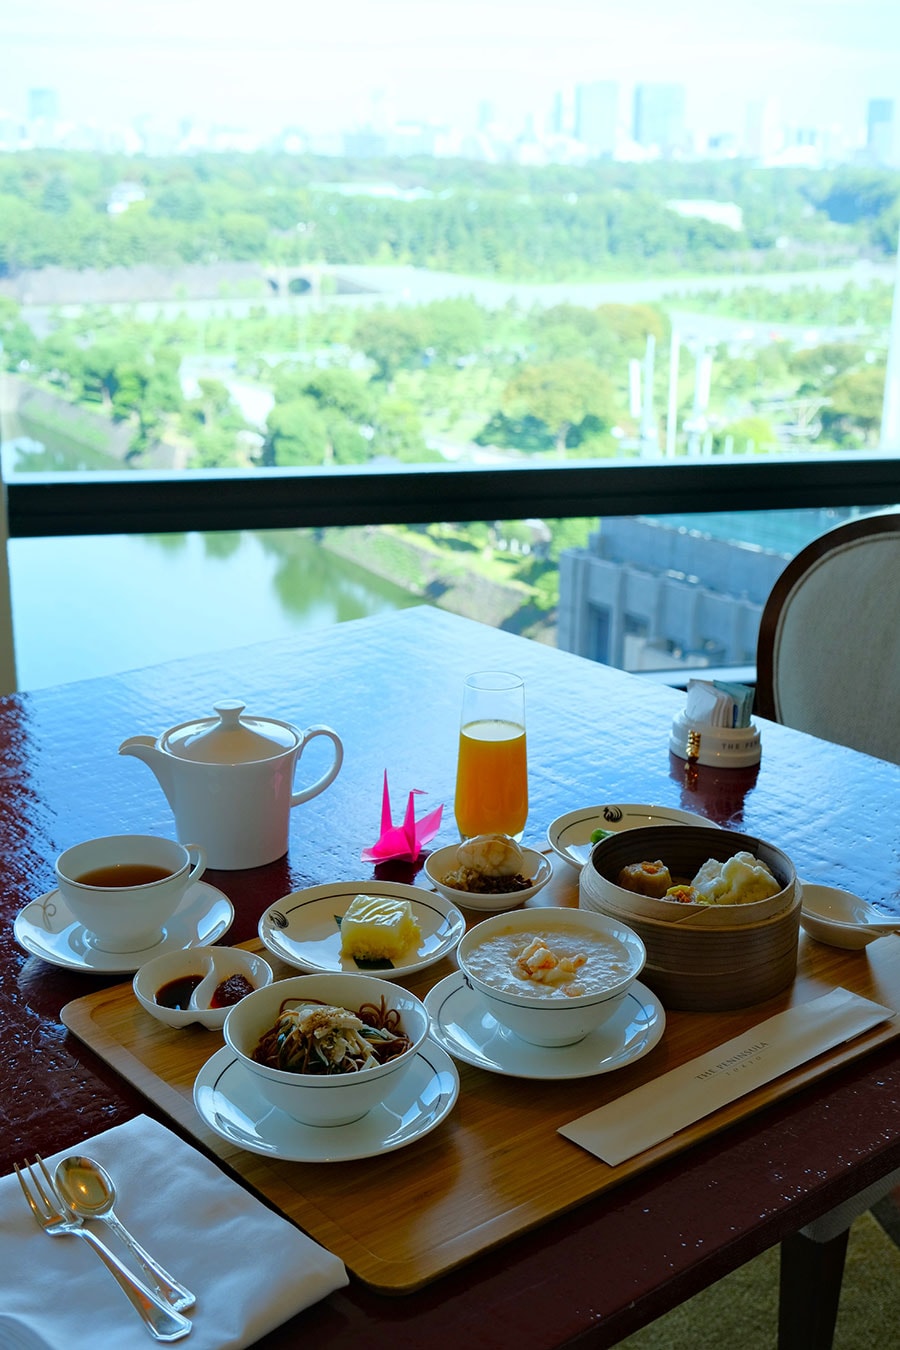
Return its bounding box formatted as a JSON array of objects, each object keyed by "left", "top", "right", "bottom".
[
  {"left": 756, "top": 510, "right": 900, "bottom": 764},
  {"left": 756, "top": 511, "right": 900, "bottom": 1345}
]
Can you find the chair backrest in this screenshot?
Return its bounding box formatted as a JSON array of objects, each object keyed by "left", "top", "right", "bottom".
[{"left": 755, "top": 510, "right": 900, "bottom": 764}]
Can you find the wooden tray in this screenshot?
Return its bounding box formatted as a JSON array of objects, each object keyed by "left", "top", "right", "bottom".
[{"left": 62, "top": 889, "right": 900, "bottom": 1295}]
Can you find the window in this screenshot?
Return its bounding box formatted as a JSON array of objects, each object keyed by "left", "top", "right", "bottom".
[{"left": 1, "top": 3, "right": 899, "bottom": 687}]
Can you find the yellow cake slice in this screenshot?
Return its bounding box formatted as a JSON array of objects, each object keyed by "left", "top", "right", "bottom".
[{"left": 339, "top": 893, "right": 422, "bottom": 961}]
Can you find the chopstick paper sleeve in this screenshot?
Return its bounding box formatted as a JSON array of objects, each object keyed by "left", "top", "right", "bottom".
[{"left": 559, "top": 987, "right": 894, "bottom": 1165}]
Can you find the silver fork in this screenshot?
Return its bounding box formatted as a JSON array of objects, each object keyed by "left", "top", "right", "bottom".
[{"left": 15, "top": 1157, "right": 192, "bottom": 1343}]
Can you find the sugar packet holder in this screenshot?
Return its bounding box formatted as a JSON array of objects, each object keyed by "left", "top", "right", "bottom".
[
  {"left": 669, "top": 709, "right": 761, "bottom": 767},
  {"left": 670, "top": 678, "right": 761, "bottom": 768}
]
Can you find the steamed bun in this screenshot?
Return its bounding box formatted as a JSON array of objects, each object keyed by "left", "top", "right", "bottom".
[{"left": 691, "top": 851, "right": 780, "bottom": 906}]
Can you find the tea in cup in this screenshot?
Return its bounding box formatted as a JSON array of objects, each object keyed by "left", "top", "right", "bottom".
[{"left": 54, "top": 834, "right": 206, "bottom": 952}]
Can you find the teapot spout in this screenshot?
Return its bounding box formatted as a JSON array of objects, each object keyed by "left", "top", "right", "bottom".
[{"left": 118, "top": 735, "right": 177, "bottom": 810}]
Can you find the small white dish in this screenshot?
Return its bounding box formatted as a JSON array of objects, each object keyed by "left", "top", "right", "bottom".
[
  {"left": 800, "top": 883, "right": 899, "bottom": 950},
  {"left": 133, "top": 946, "right": 273, "bottom": 1029},
  {"left": 12, "top": 881, "right": 234, "bottom": 975},
  {"left": 193, "top": 1041, "right": 459, "bottom": 1162},
  {"left": 547, "top": 803, "right": 716, "bottom": 871},
  {"left": 424, "top": 971, "right": 665, "bottom": 1079},
  {"left": 257, "top": 881, "right": 465, "bottom": 978},
  {"left": 424, "top": 845, "right": 552, "bottom": 912}
]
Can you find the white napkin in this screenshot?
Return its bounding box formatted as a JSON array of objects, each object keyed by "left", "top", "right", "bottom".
[
  {"left": 560, "top": 988, "right": 894, "bottom": 1166},
  {"left": 0, "top": 1115, "right": 348, "bottom": 1350}
]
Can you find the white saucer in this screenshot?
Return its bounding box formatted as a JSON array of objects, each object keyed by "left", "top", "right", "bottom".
[
  {"left": 13, "top": 882, "right": 234, "bottom": 974},
  {"left": 257, "top": 880, "right": 465, "bottom": 980},
  {"left": 547, "top": 803, "right": 716, "bottom": 870},
  {"left": 424, "top": 972, "right": 665, "bottom": 1080},
  {"left": 193, "top": 1041, "right": 460, "bottom": 1162}
]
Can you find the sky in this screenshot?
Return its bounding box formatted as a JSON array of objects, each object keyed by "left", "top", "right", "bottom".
[{"left": 2, "top": 0, "right": 899, "bottom": 141}]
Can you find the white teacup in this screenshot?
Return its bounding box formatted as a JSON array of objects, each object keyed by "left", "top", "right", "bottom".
[{"left": 54, "top": 834, "right": 207, "bottom": 952}]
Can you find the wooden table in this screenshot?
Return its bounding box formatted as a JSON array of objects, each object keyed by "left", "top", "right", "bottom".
[{"left": 3, "top": 606, "right": 900, "bottom": 1348}]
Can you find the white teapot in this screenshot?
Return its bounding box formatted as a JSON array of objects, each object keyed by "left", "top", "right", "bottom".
[{"left": 119, "top": 700, "right": 343, "bottom": 870}]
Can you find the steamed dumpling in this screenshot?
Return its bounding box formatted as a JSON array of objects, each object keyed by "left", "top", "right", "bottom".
[{"left": 616, "top": 860, "right": 673, "bottom": 898}]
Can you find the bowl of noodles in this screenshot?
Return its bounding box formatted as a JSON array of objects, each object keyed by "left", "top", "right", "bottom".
[{"left": 223, "top": 972, "right": 430, "bottom": 1126}]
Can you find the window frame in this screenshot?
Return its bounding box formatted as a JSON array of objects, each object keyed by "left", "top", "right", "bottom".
[{"left": 6, "top": 453, "right": 900, "bottom": 537}]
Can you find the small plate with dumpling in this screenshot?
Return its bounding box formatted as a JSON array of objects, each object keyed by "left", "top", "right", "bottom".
[
  {"left": 258, "top": 880, "right": 466, "bottom": 979},
  {"left": 424, "top": 835, "right": 553, "bottom": 912}
]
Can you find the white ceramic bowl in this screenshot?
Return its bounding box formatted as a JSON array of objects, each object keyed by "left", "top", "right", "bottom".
[
  {"left": 456, "top": 907, "right": 645, "bottom": 1047},
  {"left": 133, "top": 946, "right": 273, "bottom": 1029},
  {"left": 424, "top": 844, "right": 552, "bottom": 912},
  {"left": 223, "top": 972, "right": 430, "bottom": 1125},
  {"left": 800, "top": 884, "right": 899, "bottom": 950}
]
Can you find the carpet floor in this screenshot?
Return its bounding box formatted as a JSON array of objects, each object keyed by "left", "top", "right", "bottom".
[{"left": 615, "top": 1204, "right": 900, "bottom": 1349}]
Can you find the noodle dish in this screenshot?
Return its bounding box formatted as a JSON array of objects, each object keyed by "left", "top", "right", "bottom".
[
  {"left": 223, "top": 971, "right": 430, "bottom": 1126},
  {"left": 252, "top": 996, "right": 411, "bottom": 1075}
]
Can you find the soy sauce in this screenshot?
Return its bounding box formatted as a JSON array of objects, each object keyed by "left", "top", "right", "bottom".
[{"left": 155, "top": 974, "right": 203, "bottom": 1010}]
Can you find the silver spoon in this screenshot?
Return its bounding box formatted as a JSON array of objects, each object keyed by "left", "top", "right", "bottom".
[{"left": 55, "top": 1155, "right": 196, "bottom": 1312}]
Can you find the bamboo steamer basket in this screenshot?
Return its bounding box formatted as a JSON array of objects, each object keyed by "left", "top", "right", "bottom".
[{"left": 579, "top": 825, "right": 800, "bottom": 1011}]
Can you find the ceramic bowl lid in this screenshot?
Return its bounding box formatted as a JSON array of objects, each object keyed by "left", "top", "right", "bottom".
[{"left": 161, "top": 701, "right": 298, "bottom": 763}]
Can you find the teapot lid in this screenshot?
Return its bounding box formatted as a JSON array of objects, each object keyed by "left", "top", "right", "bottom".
[{"left": 161, "top": 700, "right": 298, "bottom": 764}]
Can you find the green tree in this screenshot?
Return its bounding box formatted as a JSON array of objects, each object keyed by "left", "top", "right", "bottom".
[
  {"left": 354, "top": 311, "right": 426, "bottom": 382},
  {"left": 502, "top": 359, "right": 616, "bottom": 456},
  {"left": 299, "top": 368, "right": 376, "bottom": 423},
  {"left": 265, "top": 398, "right": 329, "bottom": 466},
  {"left": 823, "top": 365, "right": 886, "bottom": 445},
  {"left": 419, "top": 298, "right": 486, "bottom": 362},
  {"left": 375, "top": 394, "right": 430, "bottom": 461},
  {"left": 714, "top": 415, "right": 779, "bottom": 453}
]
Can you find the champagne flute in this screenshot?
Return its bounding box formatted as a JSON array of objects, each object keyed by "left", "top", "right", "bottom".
[{"left": 454, "top": 671, "right": 527, "bottom": 840}]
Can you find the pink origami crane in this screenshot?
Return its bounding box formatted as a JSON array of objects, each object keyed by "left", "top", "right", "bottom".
[{"left": 361, "top": 771, "right": 443, "bottom": 863}]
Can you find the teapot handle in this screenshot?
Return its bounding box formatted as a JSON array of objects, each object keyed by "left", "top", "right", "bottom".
[{"left": 290, "top": 726, "right": 344, "bottom": 807}]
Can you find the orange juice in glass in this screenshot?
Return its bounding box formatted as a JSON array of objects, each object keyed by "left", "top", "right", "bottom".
[{"left": 454, "top": 672, "right": 527, "bottom": 840}]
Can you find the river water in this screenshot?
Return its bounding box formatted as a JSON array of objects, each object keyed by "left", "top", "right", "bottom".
[{"left": 2, "top": 424, "right": 418, "bottom": 691}]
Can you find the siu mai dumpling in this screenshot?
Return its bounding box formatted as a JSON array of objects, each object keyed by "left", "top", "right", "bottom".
[{"left": 616, "top": 860, "right": 673, "bottom": 898}]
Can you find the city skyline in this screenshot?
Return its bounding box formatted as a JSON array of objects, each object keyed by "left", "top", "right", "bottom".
[{"left": 2, "top": 0, "right": 899, "bottom": 145}]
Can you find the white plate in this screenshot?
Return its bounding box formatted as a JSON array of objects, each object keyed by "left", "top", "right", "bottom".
[
  {"left": 547, "top": 803, "right": 716, "bottom": 870},
  {"left": 194, "top": 1041, "right": 460, "bottom": 1162},
  {"left": 424, "top": 971, "right": 665, "bottom": 1080},
  {"left": 12, "top": 882, "right": 234, "bottom": 975},
  {"left": 257, "top": 880, "right": 465, "bottom": 979}
]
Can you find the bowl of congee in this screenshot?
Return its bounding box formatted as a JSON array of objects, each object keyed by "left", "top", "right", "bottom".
[{"left": 456, "top": 907, "right": 645, "bottom": 1047}]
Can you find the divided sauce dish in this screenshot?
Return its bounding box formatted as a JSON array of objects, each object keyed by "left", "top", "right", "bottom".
[{"left": 134, "top": 946, "right": 273, "bottom": 1029}]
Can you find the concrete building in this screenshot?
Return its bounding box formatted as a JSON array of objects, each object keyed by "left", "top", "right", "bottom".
[
  {"left": 867, "top": 98, "right": 897, "bottom": 166},
  {"left": 27, "top": 88, "right": 59, "bottom": 122},
  {"left": 633, "top": 83, "right": 686, "bottom": 156},
  {"left": 574, "top": 81, "right": 618, "bottom": 157},
  {"left": 556, "top": 511, "right": 857, "bottom": 672}
]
